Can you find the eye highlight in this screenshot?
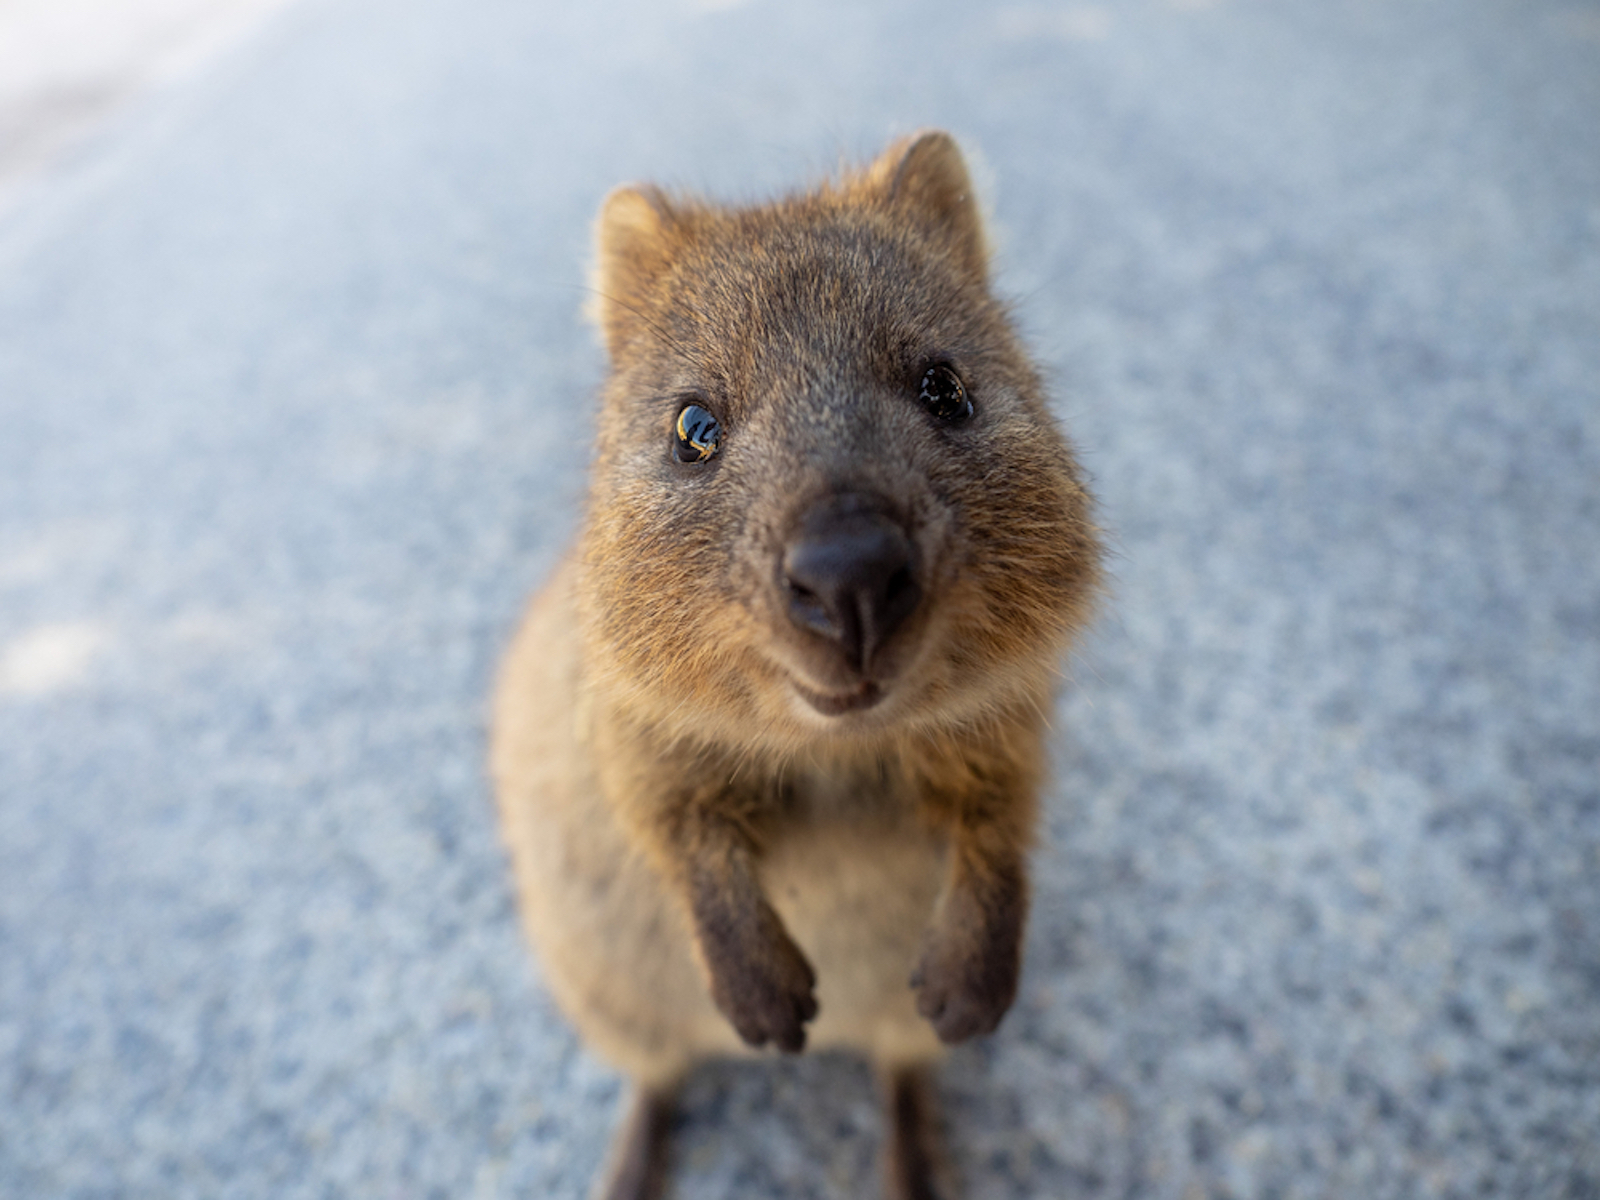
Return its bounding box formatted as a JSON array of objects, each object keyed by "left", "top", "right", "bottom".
[
  {"left": 918, "top": 364, "right": 972, "bottom": 423},
  {"left": 674, "top": 403, "right": 721, "bottom": 463}
]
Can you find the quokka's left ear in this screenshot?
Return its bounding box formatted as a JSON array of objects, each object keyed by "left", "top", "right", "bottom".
[{"left": 870, "top": 130, "right": 989, "bottom": 286}]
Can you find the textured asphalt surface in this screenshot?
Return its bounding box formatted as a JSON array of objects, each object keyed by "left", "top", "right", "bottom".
[{"left": 3, "top": 1, "right": 1599, "bottom": 1197}]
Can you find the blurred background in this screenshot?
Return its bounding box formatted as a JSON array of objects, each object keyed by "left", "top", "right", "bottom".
[
  {"left": 1, "top": 0, "right": 1597, "bottom": 1197},
  {"left": 0, "top": 0, "right": 299, "bottom": 210}
]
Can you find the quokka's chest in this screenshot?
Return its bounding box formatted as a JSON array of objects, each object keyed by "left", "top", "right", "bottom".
[{"left": 765, "top": 752, "right": 930, "bottom": 831}]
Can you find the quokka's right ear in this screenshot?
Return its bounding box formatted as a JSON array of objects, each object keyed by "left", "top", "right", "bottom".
[{"left": 590, "top": 185, "right": 678, "bottom": 361}]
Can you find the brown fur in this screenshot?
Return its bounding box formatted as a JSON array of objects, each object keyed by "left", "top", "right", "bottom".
[
  {"left": 490, "top": 131, "right": 1100, "bottom": 1199},
  {"left": 592, "top": 1087, "right": 673, "bottom": 1200},
  {"left": 885, "top": 1065, "right": 956, "bottom": 1200}
]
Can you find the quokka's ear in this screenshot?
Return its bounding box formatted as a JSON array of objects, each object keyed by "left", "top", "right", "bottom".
[
  {"left": 872, "top": 130, "right": 989, "bottom": 285},
  {"left": 590, "top": 184, "right": 678, "bottom": 361}
]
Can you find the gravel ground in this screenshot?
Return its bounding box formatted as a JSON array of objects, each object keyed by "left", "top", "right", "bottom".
[{"left": 2, "top": 0, "right": 1598, "bottom": 1197}]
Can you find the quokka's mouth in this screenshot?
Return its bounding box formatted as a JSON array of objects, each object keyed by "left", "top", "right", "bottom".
[{"left": 793, "top": 679, "right": 885, "bottom": 717}]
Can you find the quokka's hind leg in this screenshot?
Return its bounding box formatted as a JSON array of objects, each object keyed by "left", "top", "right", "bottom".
[
  {"left": 590, "top": 1083, "right": 675, "bottom": 1200},
  {"left": 880, "top": 1064, "right": 957, "bottom": 1200}
]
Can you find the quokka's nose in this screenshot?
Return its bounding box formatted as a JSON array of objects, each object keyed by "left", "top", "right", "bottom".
[{"left": 781, "top": 496, "right": 921, "bottom": 673}]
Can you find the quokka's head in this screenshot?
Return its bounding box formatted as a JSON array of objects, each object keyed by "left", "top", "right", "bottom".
[{"left": 578, "top": 131, "right": 1100, "bottom": 755}]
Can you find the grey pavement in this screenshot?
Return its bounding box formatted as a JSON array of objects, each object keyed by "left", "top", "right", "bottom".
[
  {"left": 2, "top": 0, "right": 1598, "bottom": 1197},
  {"left": 0, "top": 0, "right": 301, "bottom": 209}
]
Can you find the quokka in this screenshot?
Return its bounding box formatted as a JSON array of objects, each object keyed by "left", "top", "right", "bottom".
[{"left": 491, "top": 130, "right": 1101, "bottom": 1199}]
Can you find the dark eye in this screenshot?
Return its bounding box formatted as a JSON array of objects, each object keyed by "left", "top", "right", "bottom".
[
  {"left": 918, "top": 364, "right": 972, "bottom": 423},
  {"left": 674, "top": 403, "right": 721, "bottom": 463}
]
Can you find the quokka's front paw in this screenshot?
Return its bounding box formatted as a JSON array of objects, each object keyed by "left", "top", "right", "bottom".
[
  {"left": 704, "top": 922, "right": 818, "bottom": 1053},
  {"left": 909, "top": 918, "right": 1021, "bottom": 1045}
]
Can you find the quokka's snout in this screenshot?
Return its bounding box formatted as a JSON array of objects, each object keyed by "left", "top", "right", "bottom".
[{"left": 781, "top": 490, "right": 922, "bottom": 674}]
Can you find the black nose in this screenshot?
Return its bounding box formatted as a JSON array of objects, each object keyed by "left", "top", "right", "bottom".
[{"left": 781, "top": 496, "right": 921, "bottom": 673}]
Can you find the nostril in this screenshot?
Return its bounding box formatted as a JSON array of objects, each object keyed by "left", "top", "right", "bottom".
[
  {"left": 884, "top": 564, "right": 915, "bottom": 605},
  {"left": 784, "top": 576, "right": 836, "bottom": 637}
]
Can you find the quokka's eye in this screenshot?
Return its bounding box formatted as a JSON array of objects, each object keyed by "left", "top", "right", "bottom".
[
  {"left": 674, "top": 403, "right": 721, "bottom": 463},
  {"left": 918, "top": 364, "right": 973, "bottom": 423}
]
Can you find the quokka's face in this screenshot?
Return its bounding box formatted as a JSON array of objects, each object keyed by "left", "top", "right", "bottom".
[{"left": 579, "top": 135, "right": 1099, "bottom": 754}]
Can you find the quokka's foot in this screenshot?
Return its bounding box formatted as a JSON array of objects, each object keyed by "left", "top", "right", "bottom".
[
  {"left": 882, "top": 1065, "right": 957, "bottom": 1200},
  {"left": 591, "top": 1084, "right": 674, "bottom": 1200}
]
